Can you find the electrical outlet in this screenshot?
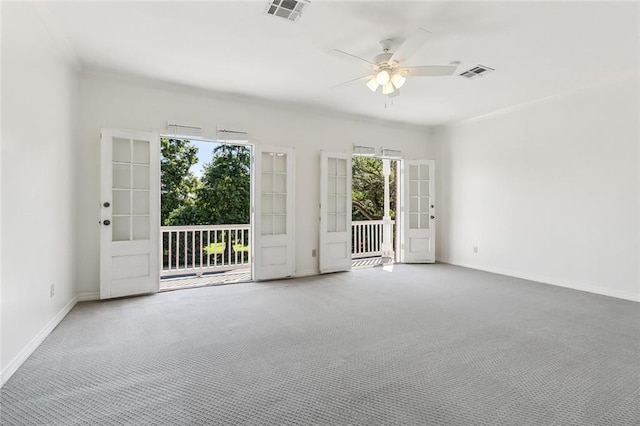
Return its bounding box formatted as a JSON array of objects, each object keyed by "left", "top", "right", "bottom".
[
  {"left": 311, "top": 249, "right": 317, "bottom": 257},
  {"left": 473, "top": 246, "right": 479, "bottom": 254},
  {"left": 50, "top": 283, "right": 55, "bottom": 298}
]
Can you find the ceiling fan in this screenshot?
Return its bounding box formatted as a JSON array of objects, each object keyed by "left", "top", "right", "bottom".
[{"left": 330, "top": 29, "right": 458, "bottom": 97}]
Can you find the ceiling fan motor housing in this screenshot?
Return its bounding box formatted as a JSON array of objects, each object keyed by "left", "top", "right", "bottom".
[{"left": 375, "top": 52, "right": 394, "bottom": 67}]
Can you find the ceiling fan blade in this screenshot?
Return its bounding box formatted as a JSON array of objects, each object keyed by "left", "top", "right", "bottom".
[
  {"left": 329, "top": 49, "right": 376, "bottom": 69},
  {"left": 330, "top": 74, "right": 373, "bottom": 89},
  {"left": 390, "top": 28, "right": 432, "bottom": 64},
  {"left": 402, "top": 65, "right": 458, "bottom": 77}
]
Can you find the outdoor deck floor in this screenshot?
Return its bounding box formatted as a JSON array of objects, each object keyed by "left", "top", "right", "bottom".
[{"left": 160, "top": 257, "right": 385, "bottom": 291}]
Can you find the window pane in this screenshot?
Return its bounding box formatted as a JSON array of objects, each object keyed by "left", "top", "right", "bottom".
[
  {"left": 261, "top": 215, "right": 273, "bottom": 235},
  {"left": 132, "top": 140, "right": 150, "bottom": 164},
  {"left": 274, "top": 173, "right": 286, "bottom": 193},
  {"left": 336, "top": 177, "right": 347, "bottom": 195},
  {"left": 420, "top": 214, "right": 430, "bottom": 229},
  {"left": 112, "top": 164, "right": 130, "bottom": 189},
  {"left": 133, "top": 191, "right": 150, "bottom": 215},
  {"left": 336, "top": 214, "right": 346, "bottom": 232},
  {"left": 327, "top": 213, "right": 336, "bottom": 232},
  {"left": 112, "top": 190, "right": 130, "bottom": 215},
  {"left": 112, "top": 216, "right": 130, "bottom": 241},
  {"left": 420, "top": 197, "right": 430, "bottom": 212},
  {"left": 409, "top": 197, "right": 418, "bottom": 213},
  {"left": 262, "top": 194, "right": 273, "bottom": 214},
  {"left": 262, "top": 153, "right": 273, "bottom": 172},
  {"left": 409, "top": 181, "right": 418, "bottom": 197},
  {"left": 132, "top": 165, "right": 150, "bottom": 189},
  {"left": 274, "top": 215, "right": 286, "bottom": 235},
  {"left": 274, "top": 195, "right": 286, "bottom": 214},
  {"left": 261, "top": 174, "right": 273, "bottom": 193},
  {"left": 328, "top": 177, "right": 336, "bottom": 195},
  {"left": 133, "top": 216, "right": 150, "bottom": 240},
  {"left": 420, "top": 180, "right": 429, "bottom": 196},
  {"left": 420, "top": 164, "right": 429, "bottom": 179},
  {"left": 410, "top": 213, "right": 419, "bottom": 229},
  {"left": 113, "top": 138, "right": 130, "bottom": 163},
  {"left": 409, "top": 164, "right": 419, "bottom": 180},
  {"left": 274, "top": 154, "right": 286, "bottom": 172},
  {"left": 327, "top": 196, "right": 336, "bottom": 214},
  {"left": 337, "top": 158, "right": 347, "bottom": 176},
  {"left": 328, "top": 157, "right": 337, "bottom": 175},
  {"left": 337, "top": 196, "right": 347, "bottom": 213}
]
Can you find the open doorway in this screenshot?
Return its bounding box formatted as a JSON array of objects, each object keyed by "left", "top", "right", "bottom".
[
  {"left": 159, "top": 138, "right": 252, "bottom": 290},
  {"left": 351, "top": 156, "right": 400, "bottom": 268}
]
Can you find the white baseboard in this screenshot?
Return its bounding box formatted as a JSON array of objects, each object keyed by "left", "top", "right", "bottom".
[
  {"left": 1, "top": 296, "right": 78, "bottom": 387},
  {"left": 436, "top": 257, "right": 640, "bottom": 303},
  {"left": 77, "top": 291, "right": 100, "bottom": 302}
]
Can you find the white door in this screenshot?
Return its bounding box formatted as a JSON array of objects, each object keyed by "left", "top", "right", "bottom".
[
  {"left": 253, "top": 146, "right": 295, "bottom": 280},
  {"left": 319, "top": 151, "right": 352, "bottom": 273},
  {"left": 402, "top": 160, "right": 436, "bottom": 263},
  {"left": 100, "top": 129, "right": 160, "bottom": 299}
]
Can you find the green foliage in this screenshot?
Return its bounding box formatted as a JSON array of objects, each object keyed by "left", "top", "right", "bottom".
[
  {"left": 161, "top": 141, "right": 250, "bottom": 226},
  {"left": 161, "top": 138, "right": 199, "bottom": 224},
  {"left": 351, "top": 157, "right": 396, "bottom": 221},
  {"left": 197, "top": 145, "right": 251, "bottom": 225}
]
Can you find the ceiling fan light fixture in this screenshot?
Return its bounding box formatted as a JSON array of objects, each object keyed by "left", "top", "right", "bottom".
[
  {"left": 391, "top": 72, "right": 406, "bottom": 89},
  {"left": 366, "top": 78, "right": 380, "bottom": 92},
  {"left": 382, "top": 82, "right": 395, "bottom": 95},
  {"left": 376, "top": 69, "right": 390, "bottom": 85}
]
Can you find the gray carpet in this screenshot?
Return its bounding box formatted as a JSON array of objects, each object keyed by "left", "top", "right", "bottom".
[{"left": 1, "top": 264, "right": 639, "bottom": 425}]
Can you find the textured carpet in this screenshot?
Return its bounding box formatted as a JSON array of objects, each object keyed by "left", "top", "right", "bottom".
[{"left": 1, "top": 264, "right": 639, "bottom": 425}]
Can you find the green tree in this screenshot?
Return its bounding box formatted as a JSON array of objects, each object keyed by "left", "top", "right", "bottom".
[
  {"left": 351, "top": 157, "right": 396, "bottom": 221},
  {"left": 196, "top": 144, "right": 251, "bottom": 225},
  {"left": 161, "top": 138, "right": 199, "bottom": 224}
]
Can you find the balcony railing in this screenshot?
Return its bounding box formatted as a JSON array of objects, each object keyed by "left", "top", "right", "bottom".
[
  {"left": 161, "top": 224, "right": 250, "bottom": 277},
  {"left": 352, "top": 220, "right": 394, "bottom": 259},
  {"left": 161, "top": 220, "right": 394, "bottom": 278}
]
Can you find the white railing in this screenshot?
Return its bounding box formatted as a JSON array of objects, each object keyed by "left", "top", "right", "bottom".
[
  {"left": 161, "top": 224, "right": 250, "bottom": 277},
  {"left": 352, "top": 220, "right": 395, "bottom": 259},
  {"left": 162, "top": 220, "right": 393, "bottom": 277}
]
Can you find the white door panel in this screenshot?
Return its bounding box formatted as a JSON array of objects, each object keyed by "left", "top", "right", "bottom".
[
  {"left": 320, "top": 151, "right": 352, "bottom": 273},
  {"left": 402, "top": 160, "right": 435, "bottom": 263},
  {"left": 100, "top": 129, "right": 160, "bottom": 299},
  {"left": 253, "top": 146, "right": 295, "bottom": 280}
]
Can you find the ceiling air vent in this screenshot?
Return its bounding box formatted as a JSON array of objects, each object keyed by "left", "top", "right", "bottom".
[
  {"left": 265, "top": 0, "right": 310, "bottom": 23},
  {"left": 459, "top": 65, "right": 495, "bottom": 79}
]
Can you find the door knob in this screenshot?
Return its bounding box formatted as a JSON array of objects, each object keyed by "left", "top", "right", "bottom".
[
  {"left": 430, "top": 215, "right": 435, "bottom": 220},
  {"left": 103, "top": 202, "right": 110, "bottom": 208},
  {"left": 103, "top": 219, "right": 111, "bottom": 226}
]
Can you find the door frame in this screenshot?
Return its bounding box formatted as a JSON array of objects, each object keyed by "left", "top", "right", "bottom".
[
  {"left": 350, "top": 153, "right": 402, "bottom": 264},
  {"left": 158, "top": 135, "right": 255, "bottom": 283}
]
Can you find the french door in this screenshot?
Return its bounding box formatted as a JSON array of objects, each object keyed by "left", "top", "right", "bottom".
[
  {"left": 100, "top": 129, "right": 160, "bottom": 299},
  {"left": 253, "top": 146, "right": 295, "bottom": 280},
  {"left": 401, "top": 160, "right": 436, "bottom": 263},
  {"left": 319, "top": 151, "right": 352, "bottom": 273}
]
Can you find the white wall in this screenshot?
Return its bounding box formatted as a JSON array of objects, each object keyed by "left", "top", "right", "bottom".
[
  {"left": 434, "top": 76, "right": 640, "bottom": 301},
  {"left": 1, "top": 3, "right": 79, "bottom": 384},
  {"left": 76, "top": 73, "right": 433, "bottom": 297}
]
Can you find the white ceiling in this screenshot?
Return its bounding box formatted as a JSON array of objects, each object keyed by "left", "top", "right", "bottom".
[{"left": 43, "top": 1, "right": 639, "bottom": 126}]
